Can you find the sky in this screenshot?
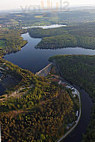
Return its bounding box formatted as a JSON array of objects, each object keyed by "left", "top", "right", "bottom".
[{"left": 0, "top": 0, "right": 95, "bottom": 11}]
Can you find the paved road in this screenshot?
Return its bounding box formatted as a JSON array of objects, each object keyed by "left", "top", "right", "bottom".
[{"left": 57, "top": 82, "right": 81, "bottom": 142}]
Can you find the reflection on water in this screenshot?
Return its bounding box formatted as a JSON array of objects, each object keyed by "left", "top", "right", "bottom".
[
  {"left": 4, "top": 33, "right": 95, "bottom": 73},
  {"left": 22, "top": 24, "right": 67, "bottom": 30}
]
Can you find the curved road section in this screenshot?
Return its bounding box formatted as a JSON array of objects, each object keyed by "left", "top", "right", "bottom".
[
  {"left": 35, "top": 64, "right": 92, "bottom": 142},
  {"left": 57, "top": 87, "right": 81, "bottom": 142}
]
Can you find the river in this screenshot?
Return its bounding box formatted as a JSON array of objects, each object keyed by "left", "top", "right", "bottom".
[
  {"left": 4, "top": 31, "right": 94, "bottom": 142},
  {"left": 63, "top": 87, "right": 93, "bottom": 142}
]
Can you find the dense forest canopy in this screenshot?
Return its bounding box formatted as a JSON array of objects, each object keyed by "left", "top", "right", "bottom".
[
  {"left": 29, "top": 22, "right": 95, "bottom": 49},
  {"left": 49, "top": 55, "right": 95, "bottom": 142},
  {"left": 1, "top": 10, "right": 95, "bottom": 142},
  {"left": 0, "top": 58, "right": 78, "bottom": 142},
  {"left": 0, "top": 29, "right": 27, "bottom": 56}
]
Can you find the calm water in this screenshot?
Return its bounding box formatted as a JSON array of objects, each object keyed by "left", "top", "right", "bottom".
[
  {"left": 64, "top": 87, "right": 93, "bottom": 142},
  {"left": 4, "top": 33, "right": 95, "bottom": 73},
  {"left": 22, "top": 24, "right": 67, "bottom": 30},
  {"left": 4, "top": 32, "right": 94, "bottom": 142}
]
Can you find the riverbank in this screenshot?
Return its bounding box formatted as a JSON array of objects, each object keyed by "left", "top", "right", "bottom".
[
  {"left": 0, "top": 60, "right": 77, "bottom": 142},
  {"left": 49, "top": 55, "right": 94, "bottom": 142},
  {"left": 57, "top": 83, "right": 81, "bottom": 142},
  {"left": 35, "top": 63, "right": 81, "bottom": 141},
  {"left": 48, "top": 73, "right": 82, "bottom": 142}
]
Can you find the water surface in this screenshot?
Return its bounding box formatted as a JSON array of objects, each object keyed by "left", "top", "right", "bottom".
[
  {"left": 64, "top": 87, "right": 93, "bottom": 142},
  {"left": 22, "top": 24, "right": 67, "bottom": 29},
  {"left": 4, "top": 33, "right": 95, "bottom": 73}
]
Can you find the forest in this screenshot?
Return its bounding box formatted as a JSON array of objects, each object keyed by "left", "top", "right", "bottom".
[
  {"left": 36, "top": 34, "right": 77, "bottom": 49},
  {"left": 29, "top": 22, "right": 95, "bottom": 49},
  {"left": 0, "top": 58, "right": 77, "bottom": 142},
  {"left": 1, "top": 10, "right": 95, "bottom": 27},
  {"left": 49, "top": 55, "right": 95, "bottom": 142},
  {"left": 1, "top": 9, "right": 95, "bottom": 142},
  {"left": 0, "top": 29, "right": 27, "bottom": 56}
]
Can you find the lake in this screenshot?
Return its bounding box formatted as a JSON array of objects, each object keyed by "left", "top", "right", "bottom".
[
  {"left": 4, "top": 32, "right": 95, "bottom": 73},
  {"left": 22, "top": 24, "right": 67, "bottom": 30}
]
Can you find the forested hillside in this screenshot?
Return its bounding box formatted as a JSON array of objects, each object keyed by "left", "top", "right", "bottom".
[
  {"left": 0, "top": 29, "right": 27, "bottom": 56},
  {"left": 29, "top": 23, "right": 95, "bottom": 49},
  {"left": 0, "top": 58, "right": 76, "bottom": 142},
  {"left": 49, "top": 55, "right": 95, "bottom": 142},
  {"left": 36, "top": 34, "right": 77, "bottom": 49}
]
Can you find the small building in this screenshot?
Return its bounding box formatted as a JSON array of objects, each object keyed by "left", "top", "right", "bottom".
[
  {"left": 66, "top": 85, "right": 72, "bottom": 89},
  {"left": 5, "top": 67, "right": 9, "bottom": 70},
  {"left": 72, "top": 89, "right": 78, "bottom": 97},
  {"left": 58, "top": 80, "right": 62, "bottom": 85},
  {"left": 76, "top": 111, "right": 79, "bottom": 117}
]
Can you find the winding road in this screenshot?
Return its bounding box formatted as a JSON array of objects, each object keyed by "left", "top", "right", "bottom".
[{"left": 57, "top": 86, "right": 81, "bottom": 142}]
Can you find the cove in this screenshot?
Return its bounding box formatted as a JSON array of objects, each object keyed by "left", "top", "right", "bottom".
[{"left": 4, "top": 32, "right": 95, "bottom": 74}]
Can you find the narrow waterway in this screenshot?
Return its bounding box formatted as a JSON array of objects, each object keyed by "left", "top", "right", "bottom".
[{"left": 63, "top": 87, "right": 93, "bottom": 142}]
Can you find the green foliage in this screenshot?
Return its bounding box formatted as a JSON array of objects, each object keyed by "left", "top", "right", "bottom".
[
  {"left": 36, "top": 34, "right": 77, "bottom": 49},
  {"left": 29, "top": 23, "right": 95, "bottom": 49},
  {"left": 49, "top": 55, "right": 95, "bottom": 142},
  {"left": 0, "top": 90, "right": 74, "bottom": 142},
  {"left": 0, "top": 29, "right": 27, "bottom": 56},
  {"left": 0, "top": 59, "right": 76, "bottom": 142},
  {"left": 28, "top": 27, "right": 68, "bottom": 38}
]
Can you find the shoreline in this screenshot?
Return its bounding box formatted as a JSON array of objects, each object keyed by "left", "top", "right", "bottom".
[
  {"left": 57, "top": 86, "right": 81, "bottom": 142},
  {"left": 0, "top": 31, "right": 28, "bottom": 58}
]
